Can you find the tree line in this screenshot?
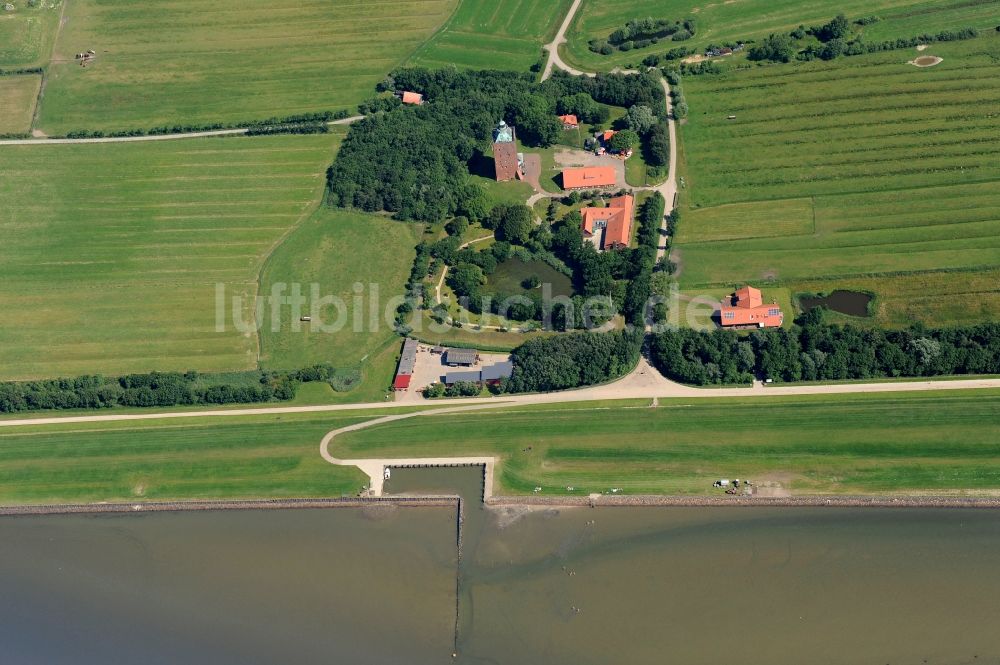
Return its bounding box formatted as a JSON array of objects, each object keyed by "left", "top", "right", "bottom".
[
  {"left": 0, "top": 364, "right": 356, "bottom": 413},
  {"left": 589, "top": 17, "right": 697, "bottom": 55},
  {"left": 650, "top": 310, "right": 1000, "bottom": 386},
  {"left": 61, "top": 110, "right": 351, "bottom": 140},
  {"left": 749, "top": 15, "right": 980, "bottom": 63}
]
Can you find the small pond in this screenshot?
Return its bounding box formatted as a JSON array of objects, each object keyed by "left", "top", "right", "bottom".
[
  {"left": 799, "top": 290, "right": 873, "bottom": 317},
  {"left": 489, "top": 257, "right": 573, "bottom": 298}
]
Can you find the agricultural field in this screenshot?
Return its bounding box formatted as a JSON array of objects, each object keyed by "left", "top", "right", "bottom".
[
  {"left": 2, "top": 391, "right": 998, "bottom": 504},
  {"left": 409, "top": 0, "right": 572, "bottom": 71},
  {"left": 35, "top": 0, "right": 458, "bottom": 135},
  {"left": 0, "top": 0, "right": 62, "bottom": 67},
  {"left": 672, "top": 36, "right": 1000, "bottom": 327},
  {"left": 0, "top": 74, "right": 41, "bottom": 134},
  {"left": 563, "top": 0, "right": 1000, "bottom": 72},
  {"left": 258, "top": 208, "right": 421, "bottom": 401},
  {"left": 0, "top": 133, "right": 340, "bottom": 381}
]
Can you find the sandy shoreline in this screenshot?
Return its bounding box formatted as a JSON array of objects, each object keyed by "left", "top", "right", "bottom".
[{"left": 2, "top": 493, "right": 1000, "bottom": 516}]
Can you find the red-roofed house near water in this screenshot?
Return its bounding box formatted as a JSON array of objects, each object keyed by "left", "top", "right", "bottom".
[{"left": 719, "top": 286, "right": 783, "bottom": 328}]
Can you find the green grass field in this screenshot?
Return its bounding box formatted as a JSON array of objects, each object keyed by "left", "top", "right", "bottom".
[
  {"left": 409, "top": 0, "right": 572, "bottom": 71},
  {"left": 258, "top": 207, "right": 421, "bottom": 400},
  {"left": 672, "top": 36, "right": 1000, "bottom": 327},
  {"left": 1, "top": 391, "right": 998, "bottom": 504},
  {"left": 563, "top": 0, "right": 1000, "bottom": 72},
  {"left": 0, "top": 1, "right": 62, "bottom": 67},
  {"left": 0, "top": 74, "right": 40, "bottom": 134},
  {"left": 0, "top": 133, "right": 340, "bottom": 380},
  {"left": 34, "top": 0, "right": 458, "bottom": 134}
]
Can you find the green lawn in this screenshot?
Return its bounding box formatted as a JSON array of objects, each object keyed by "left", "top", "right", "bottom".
[
  {"left": 0, "top": 0, "right": 62, "bottom": 67},
  {"left": 563, "top": 0, "right": 1000, "bottom": 72},
  {"left": 0, "top": 133, "right": 340, "bottom": 380},
  {"left": 409, "top": 0, "right": 572, "bottom": 71},
  {"left": 35, "top": 0, "right": 458, "bottom": 134},
  {"left": 1, "top": 391, "right": 997, "bottom": 504},
  {"left": 0, "top": 74, "right": 40, "bottom": 134},
  {"left": 671, "top": 35, "right": 1000, "bottom": 327},
  {"left": 258, "top": 207, "right": 422, "bottom": 400}
]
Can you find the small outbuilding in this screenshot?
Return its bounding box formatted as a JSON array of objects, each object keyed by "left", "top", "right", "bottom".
[
  {"left": 400, "top": 91, "right": 424, "bottom": 105},
  {"left": 558, "top": 114, "right": 579, "bottom": 129},
  {"left": 445, "top": 348, "right": 478, "bottom": 367}
]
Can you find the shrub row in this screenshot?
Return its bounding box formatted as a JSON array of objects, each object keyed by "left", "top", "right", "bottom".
[{"left": 0, "top": 364, "right": 355, "bottom": 413}]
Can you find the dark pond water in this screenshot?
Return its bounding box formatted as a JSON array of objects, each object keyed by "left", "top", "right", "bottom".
[
  {"left": 799, "top": 290, "right": 873, "bottom": 317},
  {"left": 2, "top": 469, "right": 1000, "bottom": 665},
  {"left": 490, "top": 257, "right": 574, "bottom": 298}
]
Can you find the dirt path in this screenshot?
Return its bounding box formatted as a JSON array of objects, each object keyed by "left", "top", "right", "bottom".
[
  {"left": 541, "top": 0, "right": 589, "bottom": 81},
  {"left": 0, "top": 116, "right": 364, "bottom": 146}
]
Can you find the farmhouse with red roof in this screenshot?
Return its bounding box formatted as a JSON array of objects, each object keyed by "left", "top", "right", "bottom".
[
  {"left": 562, "top": 166, "right": 616, "bottom": 190},
  {"left": 719, "top": 286, "right": 783, "bottom": 328},
  {"left": 580, "top": 194, "right": 634, "bottom": 250}
]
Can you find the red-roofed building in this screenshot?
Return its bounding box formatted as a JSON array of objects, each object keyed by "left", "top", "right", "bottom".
[
  {"left": 558, "top": 114, "right": 579, "bottom": 129},
  {"left": 392, "top": 338, "right": 419, "bottom": 390},
  {"left": 601, "top": 129, "right": 616, "bottom": 142},
  {"left": 719, "top": 286, "right": 783, "bottom": 328},
  {"left": 562, "top": 166, "right": 617, "bottom": 190},
  {"left": 400, "top": 91, "right": 424, "bottom": 105},
  {"left": 580, "top": 194, "right": 634, "bottom": 250}
]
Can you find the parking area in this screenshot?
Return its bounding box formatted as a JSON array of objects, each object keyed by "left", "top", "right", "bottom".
[
  {"left": 554, "top": 148, "right": 626, "bottom": 189},
  {"left": 395, "top": 344, "right": 512, "bottom": 402}
]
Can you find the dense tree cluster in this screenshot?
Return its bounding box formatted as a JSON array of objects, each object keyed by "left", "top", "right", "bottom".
[
  {"left": 328, "top": 67, "right": 663, "bottom": 223},
  {"left": 499, "top": 329, "right": 644, "bottom": 393},
  {"left": 650, "top": 312, "right": 1000, "bottom": 386}
]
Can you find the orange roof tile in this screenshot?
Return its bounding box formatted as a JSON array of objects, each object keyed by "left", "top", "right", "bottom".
[
  {"left": 401, "top": 91, "right": 423, "bottom": 105},
  {"left": 719, "top": 286, "right": 783, "bottom": 327},
  {"left": 580, "top": 194, "right": 634, "bottom": 250},
  {"left": 602, "top": 129, "right": 616, "bottom": 142},
  {"left": 558, "top": 114, "right": 579, "bottom": 126},
  {"left": 562, "top": 166, "right": 617, "bottom": 190}
]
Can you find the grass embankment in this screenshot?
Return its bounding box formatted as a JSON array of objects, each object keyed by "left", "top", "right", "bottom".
[
  {"left": 672, "top": 36, "right": 1000, "bottom": 327},
  {"left": 34, "top": 0, "right": 458, "bottom": 134},
  {"left": 2, "top": 391, "right": 999, "bottom": 504},
  {"left": 258, "top": 208, "right": 422, "bottom": 402},
  {"left": 563, "top": 0, "right": 1000, "bottom": 72},
  {"left": 409, "top": 0, "right": 572, "bottom": 71},
  {"left": 0, "top": 133, "right": 340, "bottom": 380}
]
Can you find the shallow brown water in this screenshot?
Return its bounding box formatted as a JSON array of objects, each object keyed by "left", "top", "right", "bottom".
[{"left": 2, "top": 470, "right": 1000, "bottom": 665}]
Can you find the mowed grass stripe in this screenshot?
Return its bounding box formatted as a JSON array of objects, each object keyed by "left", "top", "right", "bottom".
[
  {"left": 410, "top": 0, "right": 571, "bottom": 70},
  {"left": 0, "top": 134, "right": 339, "bottom": 380}
]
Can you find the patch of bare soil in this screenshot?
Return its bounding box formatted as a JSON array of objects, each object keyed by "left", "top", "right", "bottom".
[
  {"left": 916, "top": 44, "right": 928, "bottom": 51},
  {"left": 681, "top": 54, "right": 708, "bottom": 64},
  {"left": 669, "top": 248, "right": 683, "bottom": 277},
  {"left": 910, "top": 55, "right": 942, "bottom": 67}
]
